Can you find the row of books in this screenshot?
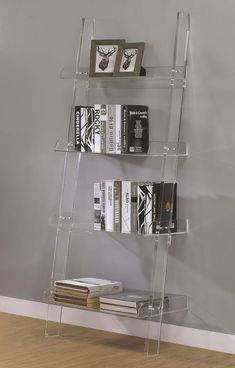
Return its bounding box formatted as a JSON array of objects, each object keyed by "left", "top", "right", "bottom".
[
  {"left": 94, "top": 180, "right": 177, "bottom": 234},
  {"left": 75, "top": 104, "right": 149, "bottom": 154},
  {"left": 51, "top": 277, "right": 169, "bottom": 318}
]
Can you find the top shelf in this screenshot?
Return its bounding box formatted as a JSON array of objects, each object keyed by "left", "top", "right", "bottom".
[{"left": 60, "top": 66, "right": 186, "bottom": 89}]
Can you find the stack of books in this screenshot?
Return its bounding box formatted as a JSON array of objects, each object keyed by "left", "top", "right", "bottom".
[
  {"left": 75, "top": 104, "right": 149, "bottom": 154},
  {"left": 52, "top": 277, "right": 123, "bottom": 309},
  {"left": 94, "top": 180, "right": 177, "bottom": 234},
  {"left": 99, "top": 290, "right": 169, "bottom": 318}
]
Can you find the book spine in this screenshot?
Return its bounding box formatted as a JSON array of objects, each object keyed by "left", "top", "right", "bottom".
[
  {"left": 100, "top": 180, "right": 106, "bottom": 230},
  {"left": 80, "top": 107, "right": 86, "bottom": 152},
  {"left": 152, "top": 183, "right": 161, "bottom": 234},
  {"left": 80, "top": 107, "right": 94, "bottom": 152},
  {"left": 113, "top": 180, "right": 121, "bottom": 232},
  {"left": 100, "top": 104, "right": 107, "bottom": 153},
  {"left": 116, "top": 105, "right": 121, "bottom": 154},
  {"left": 137, "top": 184, "right": 153, "bottom": 234},
  {"left": 105, "top": 181, "right": 114, "bottom": 232},
  {"left": 87, "top": 107, "right": 94, "bottom": 152},
  {"left": 121, "top": 181, "right": 131, "bottom": 233},
  {"left": 94, "top": 182, "right": 101, "bottom": 231},
  {"left": 94, "top": 105, "right": 101, "bottom": 153},
  {"left": 127, "top": 105, "right": 149, "bottom": 153},
  {"left": 75, "top": 106, "right": 81, "bottom": 151},
  {"left": 131, "top": 182, "right": 138, "bottom": 233},
  {"left": 121, "top": 105, "right": 128, "bottom": 153},
  {"left": 107, "top": 104, "right": 115, "bottom": 154},
  {"left": 156, "top": 182, "right": 177, "bottom": 233}
]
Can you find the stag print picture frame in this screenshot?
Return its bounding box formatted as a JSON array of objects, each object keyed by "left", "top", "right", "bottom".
[
  {"left": 89, "top": 39, "right": 125, "bottom": 77},
  {"left": 114, "top": 42, "right": 145, "bottom": 77}
]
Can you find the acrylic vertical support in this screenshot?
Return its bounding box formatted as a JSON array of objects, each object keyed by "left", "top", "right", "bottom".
[
  {"left": 144, "top": 12, "right": 190, "bottom": 356},
  {"left": 44, "top": 19, "right": 87, "bottom": 337}
]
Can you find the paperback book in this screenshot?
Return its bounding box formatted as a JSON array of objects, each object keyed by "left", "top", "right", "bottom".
[
  {"left": 54, "top": 277, "right": 123, "bottom": 297},
  {"left": 94, "top": 182, "right": 101, "bottom": 230},
  {"left": 75, "top": 106, "right": 94, "bottom": 152},
  {"left": 121, "top": 105, "right": 149, "bottom": 154},
  {"left": 137, "top": 183, "right": 153, "bottom": 234}
]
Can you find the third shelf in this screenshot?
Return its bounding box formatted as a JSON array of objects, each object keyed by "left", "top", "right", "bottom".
[{"left": 50, "top": 216, "right": 189, "bottom": 236}]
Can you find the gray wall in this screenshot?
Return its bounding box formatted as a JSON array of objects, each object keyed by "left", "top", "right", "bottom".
[{"left": 1, "top": 0, "right": 235, "bottom": 334}]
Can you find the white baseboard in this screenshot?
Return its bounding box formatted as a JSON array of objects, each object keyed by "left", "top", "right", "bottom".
[{"left": 1, "top": 296, "right": 235, "bottom": 355}]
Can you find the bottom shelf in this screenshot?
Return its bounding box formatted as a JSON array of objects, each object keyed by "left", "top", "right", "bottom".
[{"left": 46, "top": 292, "right": 188, "bottom": 321}]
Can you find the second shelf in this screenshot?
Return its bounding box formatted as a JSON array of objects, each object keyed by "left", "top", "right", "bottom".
[{"left": 55, "top": 139, "right": 188, "bottom": 157}]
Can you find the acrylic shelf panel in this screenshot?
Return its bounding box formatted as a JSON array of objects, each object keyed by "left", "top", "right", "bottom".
[
  {"left": 60, "top": 66, "right": 186, "bottom": 89},
  {"left": 55, "top": 139, "right": 188, "bottom": 157},
  {"left": 50, "top": 215, "right": 189, "bottom": 236},
  {"left": 47, "top": 291, "right": 188, "bottom": 320}
]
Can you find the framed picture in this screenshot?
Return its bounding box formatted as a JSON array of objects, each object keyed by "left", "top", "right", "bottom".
[
  {"left": 89, "top": 39, "right": 125, "bottom": 77},
  {"left": 114, "top": 42, "right": 145, "bottom": 77}
]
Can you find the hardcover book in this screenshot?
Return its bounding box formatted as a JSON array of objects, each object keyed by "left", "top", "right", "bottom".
[
  {"left": 121, "top": 181, "right": 138, "bottom": 233},
  {"left": 105, "top": 180, "right": 114, "bottom": 232},
  {"left": 74, "top": 106, "right": 94, "bottom": 152},
  {"left": 137, "top": 183, "right": 153, "bottom": 234},
  {"left": 105, "top": 179, "right": 121, "bottom": 232},
  {"left": 94, "top": 182, "right": 101, "bottom": 231},
  {"left": 156, "top": 182, "right": 177, "bottom": 233},
  {"left": 81, "top": 107, "right": 94, "bottom": 152},
  {"left": 100, "top": 180, "right": 106, "bottom": 230},
  {"left": 93, "top": 105, "right": 101, "bottom": 152},
  {"left": 115, "top": 105, "right": 122, "bottom": 154},
  {"left": 100, "top": 290, "right": 169, "bottom": 316},
  {"left": 113, "top": 180, "right": 121, "bottom": 232},
  {"left": 75, "top": 106, "right": 81, "bottom": 151},
  {"left": 121, "top": 105, "right": 149, "bottom": 154},
  {"left": 100, "top": 104, "right": 107, "bottom": 153},
  {"left": 107, "top": 105, "right": 116, "bottom": 154},
  {"left": 53, "top": 295, "right": 99, "bottom": 308}
]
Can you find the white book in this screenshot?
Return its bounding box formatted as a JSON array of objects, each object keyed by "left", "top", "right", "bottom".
[
  {"left": 122, "top": 181, "right": 131, "bottom": 233},
  {"left": 100, "top": 104, "right": 107, "bottom": 153},
  {"left": 106, "top": 105, "right": 115, "bottom": 154},
  {"left": 94, "top": 182, "right": 101, "bottom": 230},
  {"left": 100, "top": 180, "right": 106, "bottom": 230},
  {"left": 115, "top": 104, "right": 122, "bottom": 154},
  {"left": 105, "top": 180, "right": 114, "bottom": 231},
  {"left": 100, "top": 303, "right": 138, "bottom": 314},
  {"left": 122, "top": 181, "right": 138, "bottom": 233},
  {"left": 113, "top": 180, "right": 121, "bottom": 232},
  {"left": 93, "top": 105, "right": 101, "bottom": 153}
]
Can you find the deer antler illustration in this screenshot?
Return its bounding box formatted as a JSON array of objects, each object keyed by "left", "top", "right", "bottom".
[
  {"left": 122, "top": 49, "right": 137, "bottom": 70},
  {"left": 97, "top": 46, "right": 116, "bottom": 71}
]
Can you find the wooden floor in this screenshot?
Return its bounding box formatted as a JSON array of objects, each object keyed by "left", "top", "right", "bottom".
[{"left": 1, "top": 313, "right": 235, "bottom": 368}]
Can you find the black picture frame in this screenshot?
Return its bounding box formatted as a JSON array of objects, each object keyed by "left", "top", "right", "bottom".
[
  {"left": 113, "top": 42, "right": 145, "bottom": 77},
  {"left": 89, "top": 39, "right": 125, "bottom": 77}
]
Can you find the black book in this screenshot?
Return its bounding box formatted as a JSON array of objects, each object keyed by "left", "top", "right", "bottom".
[
  {"left": 155, "top": 182, "right": 177, "bottom": 234},
  {"left": 121, "top": 105, "right": 149, "bottom": 154}
]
